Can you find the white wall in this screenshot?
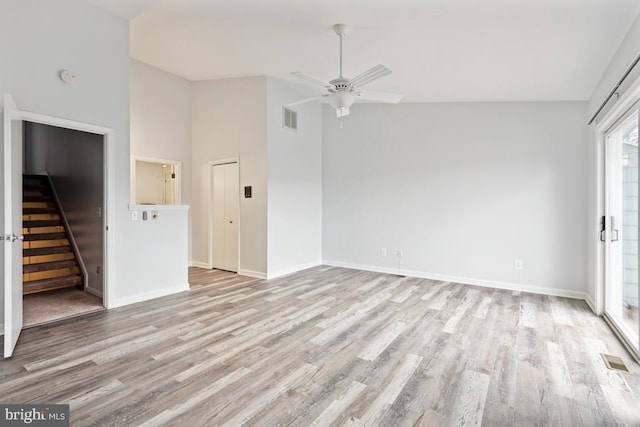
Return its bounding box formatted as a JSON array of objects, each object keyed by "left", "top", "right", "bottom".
[
  {"left": 586, "top": 14, "right": 640, "bottom": 309},
  {"left": 588, "top": 14, "right": 640, "bottom": 120},
  {"left": 135, "top": 160, "right": 165, "bottom": 204},
  {"left": 266, "top": 78, "right": 323, "bottom": 278},
  {"left": 0, "top": 1, "right": 189, "bottom": 325},
  {"left": 130, "top": 59, "right": 192, "bottom": 203},
  {"left": 323, "top": 102, "right": 587, "bottom": 297},
  {"left": 118, "top": 205, "right": 190, "bottom": 306},
  {"left": 130, "top": 59, "right": 193, "bottom": 260},
  {"left": 191, "top": 77, "right": 268, "bottom": 276}
]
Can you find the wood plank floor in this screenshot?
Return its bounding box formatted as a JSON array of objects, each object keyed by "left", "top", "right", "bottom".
[{"left": 1, "top": 266, "right": 639, "bottom": 426}]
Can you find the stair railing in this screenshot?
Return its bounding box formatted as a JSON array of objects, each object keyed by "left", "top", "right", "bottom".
[{"left": 43, "top": 173, "right": 88, "bottom": 290}]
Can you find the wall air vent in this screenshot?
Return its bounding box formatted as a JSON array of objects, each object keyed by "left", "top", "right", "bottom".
[{"left": 283, "top": 107, "right": 298, "bottom": 132}]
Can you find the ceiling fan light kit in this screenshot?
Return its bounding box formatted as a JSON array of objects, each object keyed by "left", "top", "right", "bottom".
[{"left": 287, "top": 23, "right": 403, "bottom": 118}]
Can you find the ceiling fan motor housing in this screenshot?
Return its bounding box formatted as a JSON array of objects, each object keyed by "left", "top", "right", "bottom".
[{"left": 329, "top": 77, "right": 352, "bottom": 92}]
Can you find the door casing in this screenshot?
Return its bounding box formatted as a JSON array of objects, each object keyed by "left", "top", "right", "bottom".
[{"left": 2, "top": 96, "right": 115, "bottom": 356}]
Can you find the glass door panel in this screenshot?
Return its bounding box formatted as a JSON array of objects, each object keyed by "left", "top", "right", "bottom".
[{"left": 605, "top": 104, "right": 640, "bottom": 354}]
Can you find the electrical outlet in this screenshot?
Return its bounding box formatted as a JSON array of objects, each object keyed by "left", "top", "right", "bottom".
[
  {"left": 514, "top": 259, "right": 523, "bottom": 271},
  {"left": 381, "top": 248, "right": 387, "bottom": 257},
  {"left": 397, "top": 250, "right": 404, "bottom": 258}
]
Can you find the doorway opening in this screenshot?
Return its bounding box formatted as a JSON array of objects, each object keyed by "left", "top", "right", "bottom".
[
  {"left": 131, "top": 157, "right": 182, "bottom": 205},
  {"left": 208, "top": 159, "right": 240, "bottom": 272},
  {"left": 22, "top": 122, "right": 105, "bottom": 327}
]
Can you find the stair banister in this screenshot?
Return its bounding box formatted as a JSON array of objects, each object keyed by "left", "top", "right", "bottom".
[{"left": 43, "top": 173, "right": 88, "bottom": 291}]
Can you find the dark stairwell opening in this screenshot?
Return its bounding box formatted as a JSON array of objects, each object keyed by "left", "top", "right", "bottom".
[{"left": 22, "top": 122, "right": 105, "bottom": 327}]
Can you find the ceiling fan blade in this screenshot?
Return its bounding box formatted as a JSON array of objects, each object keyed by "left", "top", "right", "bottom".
[
  {"left": 357, "top": 90, "right": 403, "bottom": 104},
  {"left": 349, "top": 64, "right": 392, "bottom": 88},
  {"left": 290, "top": 72, "right": 335, "bottom": 90},
  {"left": 284, "top": 96, "right": 327, "bottom": 108}
]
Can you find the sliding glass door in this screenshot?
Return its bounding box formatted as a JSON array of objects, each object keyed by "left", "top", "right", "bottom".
[{"left": 605, "top": 102, "right": 640, "bottom": 356}]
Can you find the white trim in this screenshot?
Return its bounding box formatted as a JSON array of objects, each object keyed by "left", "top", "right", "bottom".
[
  {"left": 17, "top": 107, "right": 114, "bottom": 309},
  {"left": 85, "top": 287, "right": 104, "bottom": 299},
  {"left": 131, "top": 156, "right": 182, "bottom": 205},
  {"left": 584, "top": 294, "right": 597, "bottom": 313},
  {"left": 594, "top": 74, "right": 640, "bottom": 315},
  {"left": 207, "top": 158, "right": 241, "bottom": 270},
  {"left": 323, "top": 260, "right": 588, "bottom": 300},
  {"left": 238, "top": 269, "right": 267, "bottom": 279},
  {"left": 190, "top": 261, "right": 210, "bottom": 269},
  {"left": 267, "top": 261, "right": 323, "bottom": 280},
  {"left": 128, "top": 204, "right": 190, "bottom": 211},
  {"left": 603, "top": 314, "right": 640, "bottom": 363},
  {"left": 112, "top": 283, "right": 189, "bottom": 308}
]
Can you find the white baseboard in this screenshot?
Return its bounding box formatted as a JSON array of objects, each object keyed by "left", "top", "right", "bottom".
[
  {"left": 584, "top": 294, "right": 597, "bottom": 313},
  {"left": 267, "top": 260, "right": 323, "bottom": 280},
  {"left": 238, "top": 269, "right": 267, "bottom": 279},
  {"left": 190, "top": 261, "right": 210, "bottom": 269},
  {"left": 323, "top": 260, "right": 588, "bottom": 301},
  {"left": 112, "top": 283, "right": 190, "bottom": 308},
  {"left": 85, "top": 286, "right": 103, "bottom": 299}
]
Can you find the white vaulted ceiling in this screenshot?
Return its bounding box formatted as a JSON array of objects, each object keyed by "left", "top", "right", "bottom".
[{"left": 87, "top": 0, "right": 640, "bottom": 102}]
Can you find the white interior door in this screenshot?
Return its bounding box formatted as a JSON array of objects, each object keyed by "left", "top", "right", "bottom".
[
  {"left": 4, "top": 94, "right": 23, "bottom": 358},
  {"left": 224, "top": 163, "right": 239, "bottom": 271},
  {"left": 212, "top": 162, "right": 239, "bottom": 272},
  {"left": 604, "top": 102, "right": 640, "bottom": 358}
]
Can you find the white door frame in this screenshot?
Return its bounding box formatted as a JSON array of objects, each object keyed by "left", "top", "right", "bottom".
[
  {"left": 596, "top": 76, "right": 640, "bottom": 316},
  {"left": 207, "top": 157, "right": 240, "bottom": 270},
  {"left": 16, "top": 109, "right": 115, "bottom": 309}
]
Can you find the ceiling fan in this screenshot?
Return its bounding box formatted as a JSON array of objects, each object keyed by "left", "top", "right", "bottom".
[{"left": 286, "top": 24, "right": 403, "bottom": 118}]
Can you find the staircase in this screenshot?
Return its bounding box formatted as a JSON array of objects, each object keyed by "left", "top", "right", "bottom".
[{"left": 22, "top": 174, "right": 85, "bottom": 295}]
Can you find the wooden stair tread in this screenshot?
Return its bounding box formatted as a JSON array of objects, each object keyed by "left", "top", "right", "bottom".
[
  {"left": 22, "top": 174, "right": 86, "bottom": 296},
  {"left": 23, "top": 246, "right": 72, "bottom": 257},
  {"left": 23, "top": 195, "right": 53, "bottom": 202},
  {"left": 23, "top": 259, "right": 77, "bottom": 273},
  {"left": 23, "top": 219, "right": 63, "bottom": 228},
  {"left": 23, "top": 207, "right": 58, "bottom": 214},
  {"left": 23, "top": 232, "right": 67, "bottom": 241},
  {"left": 23, "top": 275, "right": 82, "bottom": 294},
  {"left": 22, "top": 182, "right": 49, "bottom": 192}
]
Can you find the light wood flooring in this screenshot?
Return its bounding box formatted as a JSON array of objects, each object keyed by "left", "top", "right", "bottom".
[{"left": 1, "top": 266, "right": 639, "bottom": 426}]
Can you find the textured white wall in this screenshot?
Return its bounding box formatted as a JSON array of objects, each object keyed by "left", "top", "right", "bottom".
[
  {"left": 323, "top": 102, "right": 587, "bottom": 296},
  {"left": 266, "top": 78, "right": 323, "bottom": 277},
  {"left": 191, "top": 77, "right": 268, "bottom": 276}
]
